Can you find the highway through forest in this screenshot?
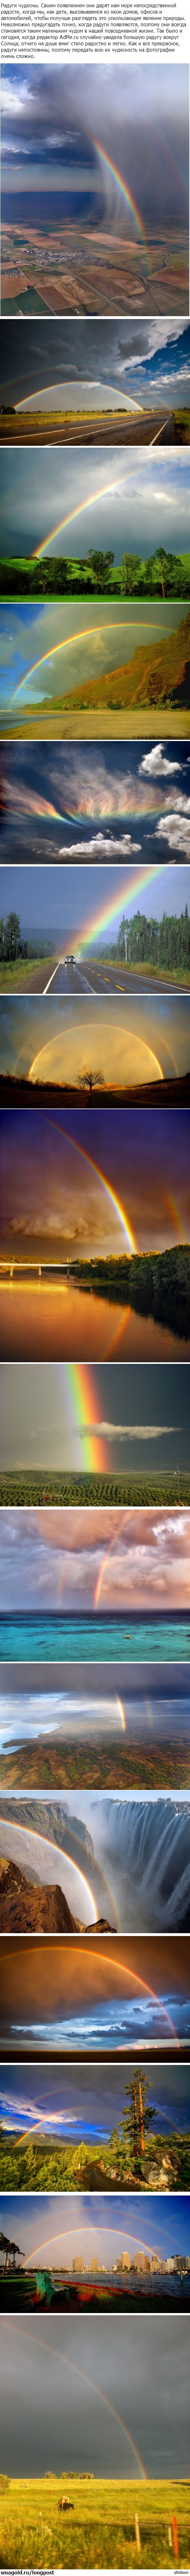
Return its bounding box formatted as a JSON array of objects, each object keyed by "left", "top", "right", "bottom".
[{"left": 42, "top": 958, "right": 188, "bottom": 996}]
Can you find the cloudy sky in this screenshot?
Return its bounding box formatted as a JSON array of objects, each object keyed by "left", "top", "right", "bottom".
[
  {"left": 0, "top": 2053, "right": 189, "bottom": 2139},
  {"left": 1, "top": 65, "right": 188, "bottom": 235},
  {"left": 1, "top": 994, "right": 189, "bottom": 1085},
  {"left": 0, "top": 1490, "right": 189, "bottom": 1596},
  {"left": 1, "top": 447, "right": 190, "bottom": 565},
  {"left": 0, "top": 1660, "right": 189, "bottom": 1754},
  {"left": 0, "top": 2188, "right": 189, "bottom": 2271},
  {"left": 1, "top": 1928, "right": 190, "bottom": 2054},
  {"left": 1, "top": 317, "right": 190, "bottom": 411},
  {"left": 1, "top": 2311, "right": 189, "bottom": 2475},
  {"left": 0, "top": 598, "right": 186, "bottom": 715},
  {"left": 1, "top": 1103, "right": 189, "bottom": 1257},
  {"left": 1, "top": 736, "right": 190, "bottom": 866}
]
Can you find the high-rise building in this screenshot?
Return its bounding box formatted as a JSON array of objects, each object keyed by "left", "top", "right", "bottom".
[
  {"left": 90, "top": 2257, "right": 98, "bottom": 2274},
  {"left": 71, "top": 2255, "right": 84, "bottom": 2274}
]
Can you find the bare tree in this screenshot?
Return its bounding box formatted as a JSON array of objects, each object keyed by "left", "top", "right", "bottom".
[{"left": 78, "top": 1066, "right": 105, "bottom": 1097}]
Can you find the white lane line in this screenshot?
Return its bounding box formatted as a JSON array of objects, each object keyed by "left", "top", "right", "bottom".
[
  {"left": 43, "top": 961, "right": 64, "bottom": 992},
  {"left": 149, "top": 416, "right": 173, "bottom": 445}
]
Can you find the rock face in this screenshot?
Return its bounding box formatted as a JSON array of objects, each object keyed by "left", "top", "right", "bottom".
[
  {"left": 0, "top": 1857, "right": 78, "bottom": 1930},
  {"left": 0, "top": 1857, "right": 113, "bottom": 1934}
]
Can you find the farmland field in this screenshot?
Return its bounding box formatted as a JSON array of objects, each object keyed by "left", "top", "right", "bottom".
[
  {"left": 0, "top": 1471, "right": 189, "bottom": 1505},
  {"left": 0, "top": 2476, "right": 189, "bottom": 2567}
]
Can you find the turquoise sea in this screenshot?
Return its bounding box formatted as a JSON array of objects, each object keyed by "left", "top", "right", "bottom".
[{"left": 0, "top": 1613, "right": 189, "bottom": 1660}]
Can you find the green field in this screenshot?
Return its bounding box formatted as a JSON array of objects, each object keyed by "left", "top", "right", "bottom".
[
  {"left": 0, "top": 1470, "right": 189, "bottom": 1505},
  {"left": 1, "top": 550, "right": 190, "bottom": 600},
  {"left": 0, "top": 2130, "right": 189, "bottom": 2195},
  {"left": 0, "top": 2477, "right": 189, "bottom": 2566}
]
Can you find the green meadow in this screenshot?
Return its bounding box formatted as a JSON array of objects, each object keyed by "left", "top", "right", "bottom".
[
  {"left": 0, "top": 549, "right": 190, "bottom": 600},
  {"left": 0, "top": 2476, "right": 189, "bottom": 2567}
]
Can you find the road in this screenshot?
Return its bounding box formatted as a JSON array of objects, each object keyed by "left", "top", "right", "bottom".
[
  {"left": 0, "top": 408, "right": 177, "bottom": 446},
  {"left": 43, "top": 958, "right": 189, "bottom": 996}
]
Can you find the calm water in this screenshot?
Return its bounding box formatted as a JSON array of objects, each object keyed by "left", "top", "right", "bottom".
[
  {"left": 0, "top": 1278, "right": 189, "bottom": 1362},
  {"left": 0, "top": 1614, "right": 189, "bottom": 1661}
]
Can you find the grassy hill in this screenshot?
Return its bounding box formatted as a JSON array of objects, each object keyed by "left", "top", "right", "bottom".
[
  {"left": 0, "top": 551, "right": 190, "bottom": 600},
  {"left": 54, "top": 611, "right": 190, "bottom": 710}
]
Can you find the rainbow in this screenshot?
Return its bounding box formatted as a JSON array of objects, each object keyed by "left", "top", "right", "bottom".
[
  {"left": 58, "top": 1361, "right": 107, "bottom": 1475},
  {"left": 12, "top": 621, "right": 126, "bottom": 706},
  {"left": 4, "top": 2326, "right": 148, "bottom": 2477},
  {"left": 166, "top": 1192, "right": 188, "bottom": 1244},
  {"left": 93, "top": 135, "right": 150, "bottom": 269},
  {"left": 12, "top": 617, "right": 142, "bottom": 703},
  {"left": 57, "top": 860, "right": 168, "bottom": 955},
  {"left": 28, "top": 1119, "right": 137, "bottom": 1260},
  {"left": 33, "top": 470, "right": 126, "bottom": 562},
  {"left": 117, "top": 1695, "right": 126, "bottom": 1733},
  {"left": 94, "top": 1509, "right": 130, "bottom": 1611}
]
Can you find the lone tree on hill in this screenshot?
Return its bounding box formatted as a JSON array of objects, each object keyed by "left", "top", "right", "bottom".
[
  {"left": 78, "top": 1065, "right": 105, "bottom": 1096},
  {"left": 119, "top": 2070, "right": 157, "bottom": 2162}
]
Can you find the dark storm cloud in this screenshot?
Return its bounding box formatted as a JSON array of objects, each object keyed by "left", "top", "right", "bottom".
[
  {"left": 0, "top": 2311, "right": 189, "bottom": 2476},
  {"left": 1, "top": 65, "right": 189, "bottom": 224}
]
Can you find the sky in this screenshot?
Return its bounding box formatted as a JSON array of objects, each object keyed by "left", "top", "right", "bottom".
[
  {"left": 0, "top": 2189, "right": 189, "bottom": 2271},
  {"left": 0, "top": 1490, "right": 189, "bottom": 1599},
  {"left": 0, "top": 2055, "right": 189, "bottom": 2139},
  {"left": 0, "top": 1662, "right": 189, "bottom": 1752},
  {"left": 1, "top": 997, "right": 190, "bottom": 1086},
  {"left": 0, "top": 599, "right": 187, "bottom": 714},
  {"left": 0, "top": 2311, "right": 189, "bottom": 2477},
  {"left": 1, "top": 65, "right": 189, "bottom": 236},
  {"left": 1, "top": 317, "right": 190, "bottom": 412},
  {"left": 0, "top": 1789, "right": 190, "bottom": 1934},
  {"left": 1, "top": 448, "right": 190, "bottom": 566},
  {"left": 1, "top": 738, "right": 190, "bottom": 866},
  {"left": 1, "top": 1104, "right": 189, "bottom": 1259},
  {"left": 1, "top": 1930, "right": 190, "bottom": 2052}
]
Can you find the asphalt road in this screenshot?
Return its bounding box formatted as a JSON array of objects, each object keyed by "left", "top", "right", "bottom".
[
  {"left": 0, "top": 407, "right": 177, "bottom": 446},
  {"left": 43, "top": 958, "right": 189, "bottom": 996}
]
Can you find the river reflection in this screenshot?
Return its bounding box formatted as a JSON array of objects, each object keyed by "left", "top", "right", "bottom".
[{"left": 0, "top": 1276, "right": 189, "bottom": 1362}]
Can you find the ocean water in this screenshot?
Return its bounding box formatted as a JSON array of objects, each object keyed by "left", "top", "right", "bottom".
[{"left": 0, "top": 1614, "right": 189, "bottom": 1662}]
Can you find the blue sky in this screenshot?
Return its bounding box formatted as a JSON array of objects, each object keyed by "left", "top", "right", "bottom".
[
  {"left": 0, "top": 2055, "right": 189, "bottom": 2137},
  {"left": 1, "top": 737, "right": 190, "bottom": 866},
  {"left": 0, "top": 2189, "right": 189, "bottom": 2268}
]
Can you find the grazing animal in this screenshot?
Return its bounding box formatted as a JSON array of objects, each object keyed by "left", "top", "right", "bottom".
[
  {"left": 58, "top": 2499, "right": 74, "bottom": 2513},
  {"left": 0, "top": 2229, "right": 24, "bottom": 2275}
]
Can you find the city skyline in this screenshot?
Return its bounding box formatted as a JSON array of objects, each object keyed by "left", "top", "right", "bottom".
[{"left": 0, "top": 2189, "right": 189, "bottom": 2271}]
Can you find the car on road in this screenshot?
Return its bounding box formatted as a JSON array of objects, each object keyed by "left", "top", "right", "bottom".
[{"left": 64, "top": 953, "right": 76, "bottom": 965}]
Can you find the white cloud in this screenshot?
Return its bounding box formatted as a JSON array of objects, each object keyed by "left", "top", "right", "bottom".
[
  {"left": 139, "top": 745, "right": 181, "bottom": 776},
  {"left": 80, "top": 1420, "right": 174, "bottom": 1442}
]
